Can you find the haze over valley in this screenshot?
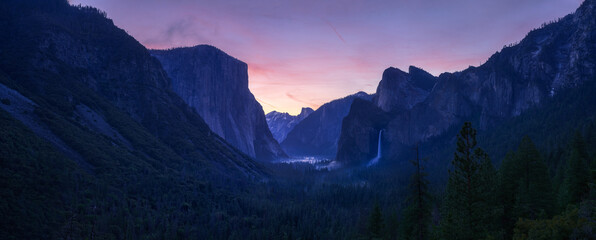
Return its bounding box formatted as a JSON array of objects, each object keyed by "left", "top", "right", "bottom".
[{"left": 1, "top": 0, "right": 595, "bottom": 239}]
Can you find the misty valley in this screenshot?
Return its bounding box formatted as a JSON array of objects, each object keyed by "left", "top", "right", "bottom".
[{"left": 1, "top": 0, "right": 595, "bottom": 239}]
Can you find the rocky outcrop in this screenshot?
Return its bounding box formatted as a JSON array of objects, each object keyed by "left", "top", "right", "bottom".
[
  {"left": 151, "top": 46, "right": 287, "bottom": 161},
  {"left": 266, "top": 107, "right": 314, "bottom": 143},
  {"left": 281, "top": 92, "right": 372, "bottom": 157},
  {"left": 0, "top": 0, "right": 266, "bottom": 179},
  {"left": 337, "top": 0, "right": 596, "bottom": 165},
  {"left": 335, "top": 98, "right": 393, "bottom": 166},
  {"left": 373, "top": 66, "right": 436, "bottom": 112}
]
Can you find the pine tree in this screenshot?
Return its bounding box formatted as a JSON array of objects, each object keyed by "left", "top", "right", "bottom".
[
  {"left": 499, "top": 151, "right": 520, "bottom": 239},
  {"left": 400, "top": 144, "right": 431, "bottom": 240},
  {"left": 558, "top": 132, "right": 590, "bottom": 207},
  {"left": 439, "top": 122, "right": 498, "bottom": 240},
  {"left": 513, "top": 136, "right": 553, "bottom": 219},
  {"left": 369, "top": 203, "right": 384, "bottom": 239},
  {"left": 474, "top": 148, "right": 500, "bottom": 237},
  {"left": 384, "top": 210, "right": 400, "bottom": 240}
]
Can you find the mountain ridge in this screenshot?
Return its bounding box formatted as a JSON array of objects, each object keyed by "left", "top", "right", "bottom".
[
  {"left": 150, "top": 45, "right": 287, "bottom": 161},
  {"left": 281, "top": 91, "right": 373, "bottom": 157},
  {"left": 266, "top": 107, "right": 314, "bottom": 143},
  {"left": 336, "top": 0, "right": 596, "bottom": 165}
]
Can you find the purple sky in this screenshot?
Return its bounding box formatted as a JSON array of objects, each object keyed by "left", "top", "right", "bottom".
[{"left": 71, "top": 0, "right": 582, "bottom": 115}]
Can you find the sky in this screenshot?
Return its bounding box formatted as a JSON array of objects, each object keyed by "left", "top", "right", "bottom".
[{"left": 71, "top": 0, "right": 582, "bottom": 115}]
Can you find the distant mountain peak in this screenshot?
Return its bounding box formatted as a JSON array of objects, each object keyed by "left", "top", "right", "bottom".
[
  {"left": 352, "top": 91, "right": 371, "bottom": 98},
  {"left": 374, "top": 66, "right": 435, "bottom": 112},
  {"left": 407, "top": 65, "right": 433, "bottom": 76},
  {"left": 299, "top": 107, "right": 314, "bottom": 116},
  {"left": 266, "top": 106, "right": 314, "bottom": 143},
  {"left": 408, "top": 66, "right": 437, "bottom": 91},
  {"left": 382, "top": 67, "right": 407, "bottom": 78}
]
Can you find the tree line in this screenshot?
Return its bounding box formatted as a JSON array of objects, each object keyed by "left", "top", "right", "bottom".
[{"left": 366, "top": 122, "right": 594, "bottom": 240}]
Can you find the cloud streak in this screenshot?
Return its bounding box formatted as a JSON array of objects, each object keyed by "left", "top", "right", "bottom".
[
  {"left": 286, "top": 92, "right": 320, "bottom": 110},
  {"left": 326, "top": 20, "right": 346, "bottom": 44}
]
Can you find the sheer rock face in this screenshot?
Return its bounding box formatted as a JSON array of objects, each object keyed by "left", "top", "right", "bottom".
[
  {"left": 266, "top": 107, "right": 314, "bottom": 143},
  {"left": 0, "top": 0, "right": 266, "bottom": 178},
  {"left": 281, "top": 92, "right": 373, "bottom": 158},
  {"left": 337, "top": 0, "right": 596, "bottom": 164},
  {"left": 373, "top": 66, "right": 436, "bottom": 112},
  {"left": 151, "top": 46, "right": 287, "bottom": 161},
  {"left": 335, "top": 98, "right": 393, "bottom": 166}
]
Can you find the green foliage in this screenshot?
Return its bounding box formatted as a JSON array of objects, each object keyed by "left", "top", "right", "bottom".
[
  {"left": 368, "top": 203, "right": 384, "bottom": 239},
  {"left": 0, "top": 109, "right": 87, "bottom": 239},
  {"left": 499, "top": 151, "right": 520, "bottom": 238},
  {"left": 497, "top": 136, "right": 554, "bottom": 239},
  {"left": 513, "top": 136, "right": 553, "bottom": 219},
  {"left": 440, "top": 122, "right": 499, "bottom": 240},
  {"left": 558, "top": 132, "right": 591, "bottom": 209},
  {"left": 1, "top": 1, "right": 596, "bottom": 239},
  {"left": 0, "top": 0, "right": 418, "bottom": 238},
  {"left": 400, "top": 146, "right": 431, "bottom": 240},
  {"left": 479, "top": 76, "right": 596, "bottom": 173},
  {"left": 384, "top": 210, "right": 400, "bottom": 240},
  {"left": 513, "top": 201, "right": 596, "bottom": 240}
]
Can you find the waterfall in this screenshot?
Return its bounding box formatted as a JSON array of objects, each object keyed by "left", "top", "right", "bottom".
[{"left": 367, "top": 130, "right": 383, "bottom": 167}]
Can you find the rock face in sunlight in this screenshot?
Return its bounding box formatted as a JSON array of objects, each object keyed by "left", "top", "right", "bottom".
[
  {"left": 281, "top": 92, "right": 372, "bottom": 158},
  {"left": 266, "top": 107, "right": 314, "bottom": 143},
  {"left": 337, "top": 0, "right": 596, "bottom": 165},
  {"left": 151, "top": 46, "right": 287, "bottom": 161}
]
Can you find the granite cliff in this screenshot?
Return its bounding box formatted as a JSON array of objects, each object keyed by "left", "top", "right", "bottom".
[
  {"left": 281, "top": 92, "right": 372, "bottom": 157},
  {"left": 337, "top": 0, "right": 596, "bottom": 165},
  {"left": 151, "top": 46, "right": 287, "bottom": 161}
]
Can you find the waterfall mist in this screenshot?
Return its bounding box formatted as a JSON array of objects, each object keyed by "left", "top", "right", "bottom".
[{"left": 367, "top": 129, "right": 383, "bottom": 167}]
